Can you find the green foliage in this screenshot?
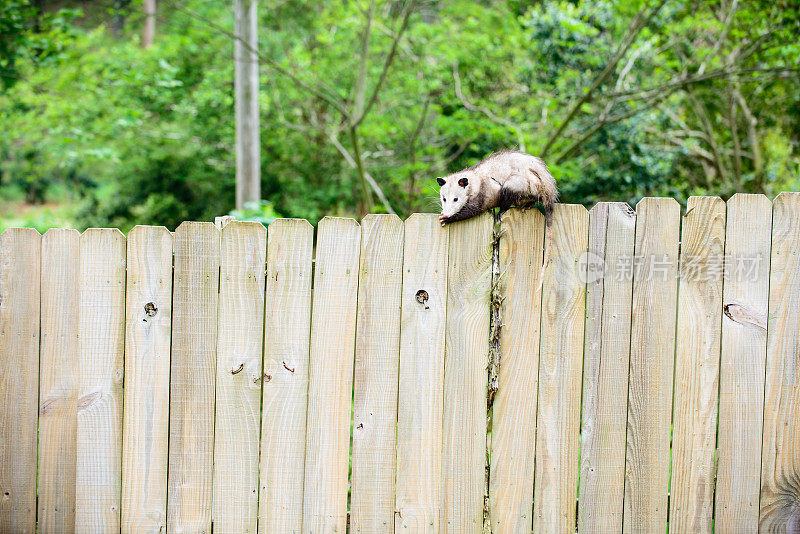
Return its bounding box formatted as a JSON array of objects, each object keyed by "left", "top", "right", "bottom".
[
  {"left": 0, "top": 0, "right": 798, "bottom": 231},
  {"left": 229, "top": 200, "right": 281, "bottom": 226}
]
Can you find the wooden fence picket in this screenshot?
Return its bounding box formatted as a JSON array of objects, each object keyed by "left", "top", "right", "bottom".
[
  {"left": 0, "top": 228, "right": 41, "bottom": 534},
  {"left": 533, "top": 204, "right": 589, "bottom": 533},
  {"left": 258, "top": 219, "right": 314, "bottom": 534},
  {"left": 302, "top": 218, "right": 361, "bottom": 533},
  {"left": 76, "top": 229, "right": 126, "bottom": 533},
  {"left": 578, "top": 202, "right": 635, "bottom": 532},
  {"left": 350, "top": 215, "right": 404, "bottom": 533},
  {"left": 441, "top": 212, "right": 493, "bottom": 533},
  {"left": 167, "top": 222, "right": 220, "bottom": 533},
  {"left": 760, "top": 192, "right": 800, "bottom": 531},
  {"left": 623, "top": 197, "right": 680, "bottom": 532},
  {"left": 394, "top": 214, "right": 449, "bottom": 532},
  {"left": 6, "top": 194, "right": 800, "bottom": 533},
  {"left": 121, "top": 226, "right": 173, "bottom": 533},
  {"left": 715, "top": 194, "right": 772, "bottom": 531},
  {"left": 489, "top": 208, "right": 544, "bottom": 533},
  {"left": 670, "top": 197, "right": 725, "bottom": 533},
  {"left": 38, "top": 229, "right": 79, "bottom": 534},
  {"left": 212, "top": 221, "right": 266, "bottom": 533}
]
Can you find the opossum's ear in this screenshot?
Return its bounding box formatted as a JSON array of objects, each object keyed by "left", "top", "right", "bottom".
[
  {"left": 458, "top": 177, "right": 469, "bottom": 187},
  {"left": 436, "top": 177, "right": 446, "bottom": 186}
]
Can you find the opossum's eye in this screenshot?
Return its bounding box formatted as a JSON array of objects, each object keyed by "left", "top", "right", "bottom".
[
  {"left": 458, "top": 177, "right": 468, "bottom": 187},
  {"left": 453, "top": 198, "right": 458, "bottom": 202},
  {"left": 436, "top": 177, "right": 446, "bottom": 186}
]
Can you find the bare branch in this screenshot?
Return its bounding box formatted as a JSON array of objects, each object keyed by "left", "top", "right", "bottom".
[
  {"left": 540, "top": 0, "right": 668, "bottom": 157},
  {"left": 453, "top": 63, "right": 525, "bottom": 151},
  {"left": 351, "top": 0, "right": 417, "bottom": 127},
  {"left": 328, "top": 132, "right": 397, "bottom": 215},
  {"left": 601, "top": 66, "right": 800, "bottom": 102},
  {"left": 352, "top": 0, "right": 377, "bottom": 121},
  {"left": 733, "top": 85, "right": 762, "bottom": 173},
  {"left": 170, "top": 0, "right": 350, "bottom": 116},
  {"left": 697, "top": 0, "right": 739, "bottom": 75},
  {"left": 555, "top": 84, "right": 680, "bottom": 163}
]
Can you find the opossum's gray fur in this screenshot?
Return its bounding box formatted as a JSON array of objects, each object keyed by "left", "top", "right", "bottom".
[
  {"left": 437, "top": 150, "right": 559, "bottom": 288},
  {"left": 437, "top": 149, "right": 558, "bottom": 226}
]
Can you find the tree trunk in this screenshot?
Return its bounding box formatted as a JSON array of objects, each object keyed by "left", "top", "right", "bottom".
[
  {"left": 111, "top": 0, "right": 131, "bottom": 38},
  {"left": 234, "top": 0, "right": 261, "bottom": 209},
  {"left": 142, "top": 0, "right": 156, "bottom": 48}
]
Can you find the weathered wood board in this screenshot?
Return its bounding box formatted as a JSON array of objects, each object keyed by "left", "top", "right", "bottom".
[
  {"left": 533, "top": 204, "right": 589, "bottom": 533},
  {"left": 394, "top": 214, "right": 449, "bottom": 532},
  {"left": 578, "top": 203, "right": 635, "bottom": 533}
]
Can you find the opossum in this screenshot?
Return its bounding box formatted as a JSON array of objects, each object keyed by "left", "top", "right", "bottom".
[{"left": 437, "top": 149, "right": 558, "bottom": 281}]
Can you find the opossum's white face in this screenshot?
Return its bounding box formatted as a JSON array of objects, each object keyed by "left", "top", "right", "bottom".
[{"left": 437, "top": 175, "right": 470, "bottom": 217}]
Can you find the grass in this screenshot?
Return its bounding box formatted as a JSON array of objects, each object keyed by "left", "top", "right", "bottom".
[{"left": 0, "top": 199, "right": 81, "bottom": 234}]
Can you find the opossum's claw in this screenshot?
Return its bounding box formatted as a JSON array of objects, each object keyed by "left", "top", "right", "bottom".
[{"left": 439, "top": 214, "right": 449, "bottom": 226}]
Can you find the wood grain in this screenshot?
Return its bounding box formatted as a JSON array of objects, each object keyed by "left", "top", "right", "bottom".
[
  {"left": 121, "top": 226, "right": 173, "bottom": 533},
  {"left": 76, "top": 228, "right": 126, "bottom": 533},
  {"left": 394, "top": 214, "right": 449, "bottom": 533},
  {"left": 167, "top": 222, "right": 220, "bottom": 534},
  {"left": 0, "top": 228, "right": 41, "bottom": 534},
  {"left": 578, "top": 203, "right": 635, "bottom": 533},
  {"left": 623, "top": 197, "right": 680, "bottom": 532},
  {"left": 350, "top": 215, "right": 404, "bottom": 533},
  {"left": 212, "top": 221, "right": 266, "bottom": 533},
  {"left": 489, "top": 208, "right": 544, "bottom": 533},
  {"left": 760, "top": 192, "right": 800, "bottom": 532},
  {"left": 441, "top": 212, "right": 493, "bottom": 533},
  {"left": 259, "top": 219, "right": 313, "bottom": 534},
  {"left": 669, "top": 197, "right": 725, "bottom": 533},
  {"left": 715, "top": 193, "right": 772, "bottom": 531},
  {"left": 38, "top": 229, "right": 79, "bottom": 534},
  {"left": 302, "top": 217, "right": 361, "bottom": 534},
  {"left": 533, "top": 204, "right": 589, "bottom": 533}
]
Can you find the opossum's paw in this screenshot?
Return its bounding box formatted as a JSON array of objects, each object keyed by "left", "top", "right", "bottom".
[{"left": 439, "top": 214, "right": 449, "bottom": 226}]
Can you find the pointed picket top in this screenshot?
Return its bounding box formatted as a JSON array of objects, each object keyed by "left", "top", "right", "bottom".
[
  {"left": 268, "top": 217, "right": 313, "bottom": 231},
  {"left": 589, "top": 201, "right": 635, "bottom": 216},
  {"left": 80, "top": 227, "right": 125, "bottom": 239},
  {"left": 175, "top": 220, "right": 220, "bottom": 235},
  {"left": 727, "top": 193, "right": 771, "bottom": 214},
  {"left": 773, "top": 190, "right": 800, "bottom": 207},
  {"left": 127, "top": 225, "right": 171, "bottom": 237},
  {"left": 42, "top": 227, "right": 79, "bottom": 238},
  {"left": 634, "top": 195, "right": 680, "bottom": 211},
  {"left": 361, "top": 212, "right": 402, "bottom": 225},
  {"left": 318, "top": 216, "right": 360, "bottom": 227},
  {"left": 221, "top": 219, "right": 267, "bottom": 237},
  {"left": 1, "top": 226, "right": 42, "bottom": 238}
]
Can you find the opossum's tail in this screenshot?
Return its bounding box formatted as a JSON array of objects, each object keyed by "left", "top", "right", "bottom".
[
  {"left": 531, "top": 156, "right": 558, "bottom": 294},
  {"left": 536, "top": 202, "right": 555, "bottom": 294}
]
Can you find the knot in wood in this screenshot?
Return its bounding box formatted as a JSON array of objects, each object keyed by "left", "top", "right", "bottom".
[{"left": 144, "top": 302, "right": 158, "bottom": 318}]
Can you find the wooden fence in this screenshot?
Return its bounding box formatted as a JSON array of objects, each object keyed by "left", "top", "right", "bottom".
[{"left": 0, "top": 194, "right": 798, "bottom": 533}]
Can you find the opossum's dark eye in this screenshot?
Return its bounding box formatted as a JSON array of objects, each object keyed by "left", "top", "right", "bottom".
[{"left": 453, "top": 198, "right": 458, "bottom": 202}]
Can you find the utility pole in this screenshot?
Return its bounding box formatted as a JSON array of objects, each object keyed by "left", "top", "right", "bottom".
[
  {"left": 142, "top": 0, "right": 155, "bottom": 47},
  {"left": 234, "top": 0, "right": 260, "bottom": 209}
]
